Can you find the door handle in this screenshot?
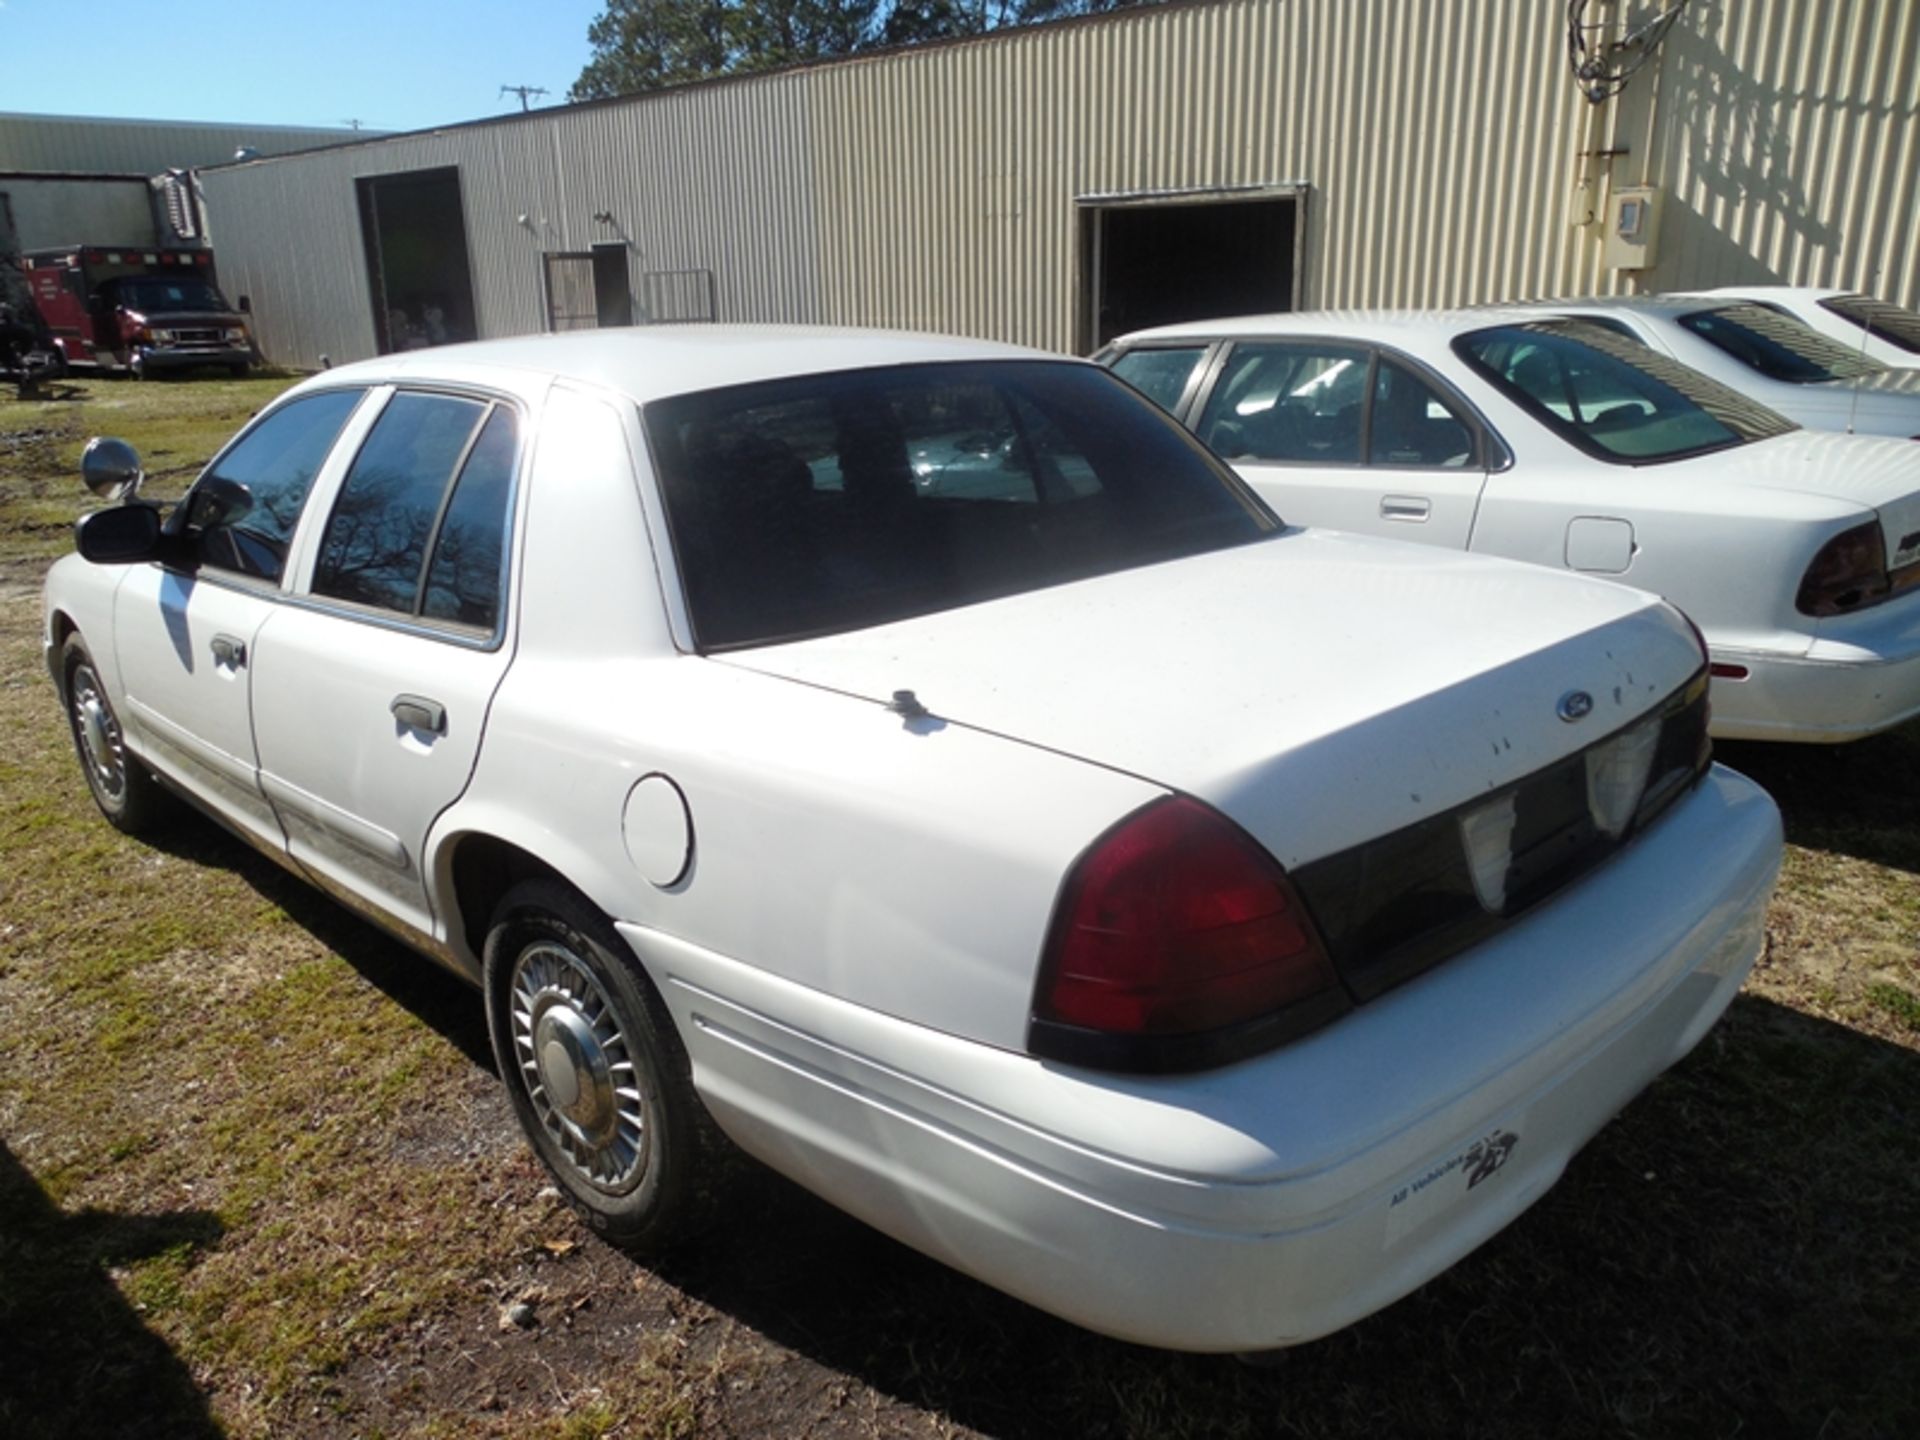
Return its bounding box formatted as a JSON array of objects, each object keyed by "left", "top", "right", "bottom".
[
  {"left": 390, "top": 694, "right": 447, "bottom": 736},
  {"left": 210, "top": 633, "right": 247, "bottom": 668},
  {"left": 1380, "top": 494, "right": 1432, "bottom": 522}
]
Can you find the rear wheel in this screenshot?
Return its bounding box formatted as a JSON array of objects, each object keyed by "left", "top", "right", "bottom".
[
  {"left": 484, "top": 879, "right": 709, "bottom": 1251},
  {"left": 61, "top": 635, "right": 171, "bottom": 834}
]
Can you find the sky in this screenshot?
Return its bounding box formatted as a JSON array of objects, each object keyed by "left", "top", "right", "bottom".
[{"left": 0, "top": 0, "right": 607, "bottom": 134}]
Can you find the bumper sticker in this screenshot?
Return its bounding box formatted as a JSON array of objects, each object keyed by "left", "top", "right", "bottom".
[{"left": 1384, "top": 1127, "right": 1521, "bottom": 1245}]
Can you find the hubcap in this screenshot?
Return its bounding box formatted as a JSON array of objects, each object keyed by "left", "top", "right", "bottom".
[
  {"left": 70, "top": 665, "right": 126, "bottom": 802},
  {"left": 509, "top": 940, "right": 648, "bottom": 1194}
]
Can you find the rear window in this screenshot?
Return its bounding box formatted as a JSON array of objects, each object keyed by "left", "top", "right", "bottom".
[
  {"left": 1819, "top": 293, "right": 1920, "bottom": 357},
  {"left": 1679, "top": 302, "right": 1886, "bottom": 383},
  {"left": 1456, "top": 320, "right": 1794, "bottom": 464},
  {"left": 645, "top": 360, "right": 1276, "bottom": 650}
]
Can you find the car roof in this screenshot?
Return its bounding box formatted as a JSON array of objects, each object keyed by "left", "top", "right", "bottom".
[
  {"left": 1113, "top": 309, "right": 1512, "bottom": 346},
  {"left": 313, "top": 325, "right": 1052, "bottom": 404},
  {"left": 1111, "top": 300, "right": 1765, "bottom": 348}
]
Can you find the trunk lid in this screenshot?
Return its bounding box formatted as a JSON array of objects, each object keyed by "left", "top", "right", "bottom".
[
  {"left": 719, "top": 531, "right": 1703, "bottom": 869},
  {"left": 1733, "top": 431, "right": 1920, "bottom": 569}
]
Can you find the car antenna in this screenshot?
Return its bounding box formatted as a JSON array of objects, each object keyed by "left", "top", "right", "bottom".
[{"left": 1845, "top": 267, "right": 1880, "bottom": 436}]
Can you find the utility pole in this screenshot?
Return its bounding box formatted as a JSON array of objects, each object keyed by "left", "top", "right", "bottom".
[{"left": 500, "top": 85, "right": 549, "bottom": 112}]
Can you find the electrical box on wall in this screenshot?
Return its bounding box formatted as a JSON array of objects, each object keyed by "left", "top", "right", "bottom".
[{"left": 1603, "top": 185, "right": 1663, "bottom": 270}]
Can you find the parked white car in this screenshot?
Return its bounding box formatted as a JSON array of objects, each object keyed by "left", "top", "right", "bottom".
[
  {"left": 45, "top": 327, "right": 1781, "bottom": 1354},
  {"left": 1101, "top": 312, "right": 1920, "bottom": 743},
  {"left": 1693, "top": 286, "right": 1920, "bottom": 371},
  {"left": 1488, "top": 296, "right": 1920, "bottom": 438}
]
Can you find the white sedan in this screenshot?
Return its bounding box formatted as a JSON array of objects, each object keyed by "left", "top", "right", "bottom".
[
  {"left": 1693, "top": 285, "right": 1920, "bottom": 371},
  {"left": 45, "top": 327, "right": 1779, "bottom": 1354},
  {"left": 1489, "top": 296, "right": 1920, "bottom": 438},
  {"left": 1101, "top": 311, "right": 1920, "bottom": 743}
]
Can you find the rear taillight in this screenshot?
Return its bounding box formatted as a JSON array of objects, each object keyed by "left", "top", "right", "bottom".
[
  {"left": 1028, "top": 797, "right": 1348, "bottom": 1073},
  {"left": 1797, "top": 520, "right": 1890, "bottom": 616}
]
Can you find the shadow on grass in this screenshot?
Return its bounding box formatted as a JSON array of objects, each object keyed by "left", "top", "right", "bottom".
[
  {"left": 140, "top": 814, "right": 495, "bottom": 1072},
  {"left": 1718, "top": 719, "right": 1920, "bottom": 874},
  {"left": 639, "top": 994, "right": 1920, "bottom": 1440},
  {"left": 0, "top": 1141, "right": 225, "bottom": 1440},
  {"left": 103, "top": 797, "right": 1920, "bottom": 1436}
]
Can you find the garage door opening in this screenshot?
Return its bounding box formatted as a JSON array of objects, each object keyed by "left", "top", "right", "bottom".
[
  {"left": 356, "top": 167, "right": 478, "bottom": 354},
  {"left": 1080, "top": 190, "right": 1303, "bottom": 352}
]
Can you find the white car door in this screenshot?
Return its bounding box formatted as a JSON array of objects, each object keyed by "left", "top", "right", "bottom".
[
  {"left": 111, "top": 387, "right": 369, "bottom": 850},
  {"left": 1190, "top": 340, "right": 1490, "bottom": 548},
  {"left": 248, "top": 390, "right": 523, "bottom": 939}
]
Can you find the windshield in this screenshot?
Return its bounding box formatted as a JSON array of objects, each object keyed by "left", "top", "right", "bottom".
[
  {"left": 645, "top": 360, "right": 1277, "bottom": 650},
  {"left": 1456, "top": 320, "right": 1795, "bottom": 463},
  {"left": 1679, "top": 303, "right": 1886, "bottom": 383},
  {"left": 109, "top": 276, "right": 232, "bottom": 314},
  {"left": 1819, "top": 293, "right": 1920, "bottom": 357}
]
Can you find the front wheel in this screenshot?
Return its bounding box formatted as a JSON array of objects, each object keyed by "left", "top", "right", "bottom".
[
  {"left": 484, "top": 879, "right": 710, "bottom": 1251},
  {"left": 61, "top": 635, "right": 172, "bottom": 834}
]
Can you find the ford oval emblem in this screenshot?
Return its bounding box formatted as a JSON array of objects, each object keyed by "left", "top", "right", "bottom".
[{"left": 1557, "top": 690, "right": 1595, "bottom": 723}]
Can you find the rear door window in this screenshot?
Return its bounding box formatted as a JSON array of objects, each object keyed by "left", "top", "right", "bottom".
[
  {"left": 311, "top": 392, "right": 519, "bottom": 632},
  {"left": 1369, "top": 359, "right": 1478, "bottom": 468}
]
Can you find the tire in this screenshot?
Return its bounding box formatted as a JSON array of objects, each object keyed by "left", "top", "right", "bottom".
[
  {"left": 229, "top": 363, "right": 251, "bottom": 380},
  {"left": 484, "top": 878, "right": 710, "bottom": 1251},
  {"left": 60, "top": 635, "right": 172, "bottom": 834}
]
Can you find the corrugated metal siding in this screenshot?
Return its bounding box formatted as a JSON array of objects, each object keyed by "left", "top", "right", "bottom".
[
  {"left": 1631, "top": 0, "right": 1920, "bottom": 301},
  {"left": 193, "top": 0, "right": 1920, "bottom": 371},
  {"left": 0, "top": 112, "right": 365, "bottom": 173}
]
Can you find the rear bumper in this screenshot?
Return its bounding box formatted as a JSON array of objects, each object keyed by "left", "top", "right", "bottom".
[
  {"left": 1709, "top": 596, "right": 1920, "bottom": 742},
  {"left": 624, "top": 766, "right": 1781, "bottom": 1352}
]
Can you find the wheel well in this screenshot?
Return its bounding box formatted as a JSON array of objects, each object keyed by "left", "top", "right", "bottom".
[
  {"left": 448, "top": 834, "right": 571, "bottom": 962},
  {"left": 48, "top": 612, "right": 79, "bottom": 696}
]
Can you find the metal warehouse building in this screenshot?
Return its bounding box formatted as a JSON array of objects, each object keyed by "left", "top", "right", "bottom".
[{"left": 196, "top": 0, "right": 1920, "bottom": 372}]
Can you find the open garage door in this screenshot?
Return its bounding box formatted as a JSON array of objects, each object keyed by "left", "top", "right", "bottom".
[
  {"left": 356, "top": 167, "right": 478, "bottom": 354},
  {"left": 1079, "top": 187, "right": 1305, "bottom": 352}
]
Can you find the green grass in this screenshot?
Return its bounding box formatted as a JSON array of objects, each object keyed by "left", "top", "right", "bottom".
[{"left": 1, "top": 375, "right": 1918, "bottom": 1438}]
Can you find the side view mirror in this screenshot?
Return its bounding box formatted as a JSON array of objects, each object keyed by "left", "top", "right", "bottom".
[
  {"left": 184, "top": 474, "right": 254, "bottom": 529},
  {"left": 75, "top": 504, "right": 162, "bottom": 565},
  {"left": 82, "top": 436, "right": 145, "bottom": 502},
  {"left": 237, "top": 295, "right": 252, "bottom": 314}
]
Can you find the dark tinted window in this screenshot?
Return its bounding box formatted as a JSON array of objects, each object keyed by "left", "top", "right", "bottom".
[
  {"left": 422, "top": 407, "right": 518, "bottom": 629},
  {"left": 1107, "top": 346, "right": 1208, "bottom": 414},
  {"left": 1457, "top": 321, "right": 1795, "bottom": 463},
  {"left": 314, "top": 393, "right": 488, "bottom": 613},
  {"left": 646, "top": 360, "right": 1274, "bottom": 650},
  {"left": 1196, "top": 342, "right": 1370, "bottom": 463},
  {"left": 1818, "top": 293, "right": 1920, "bottom": 357},
  {"left": 190, "top": 388, "right": 365, "bottom": 579},
  {"left": 1679, "top": 303, "right": 1884, "bottom": 383}
]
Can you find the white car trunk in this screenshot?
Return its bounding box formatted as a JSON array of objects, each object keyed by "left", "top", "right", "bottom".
[
  {"left": 721, "top": 530, "right": 1704, "bottom": 869},
  {"left": 1732, "top": 432, "right": 1920, "bottom": 569}
]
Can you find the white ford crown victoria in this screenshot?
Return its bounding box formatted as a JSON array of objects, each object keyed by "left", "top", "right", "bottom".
[
  {"left": 44, "top": 328, "right": 1781, "bottom": 1353},
  {"left": 1103, "top": 312, "right": 1920, "bottom": 743}
]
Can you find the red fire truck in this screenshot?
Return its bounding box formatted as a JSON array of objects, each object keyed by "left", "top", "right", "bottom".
[{"left": 23, "top": 245, "right": 254, "bottom": 377}]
